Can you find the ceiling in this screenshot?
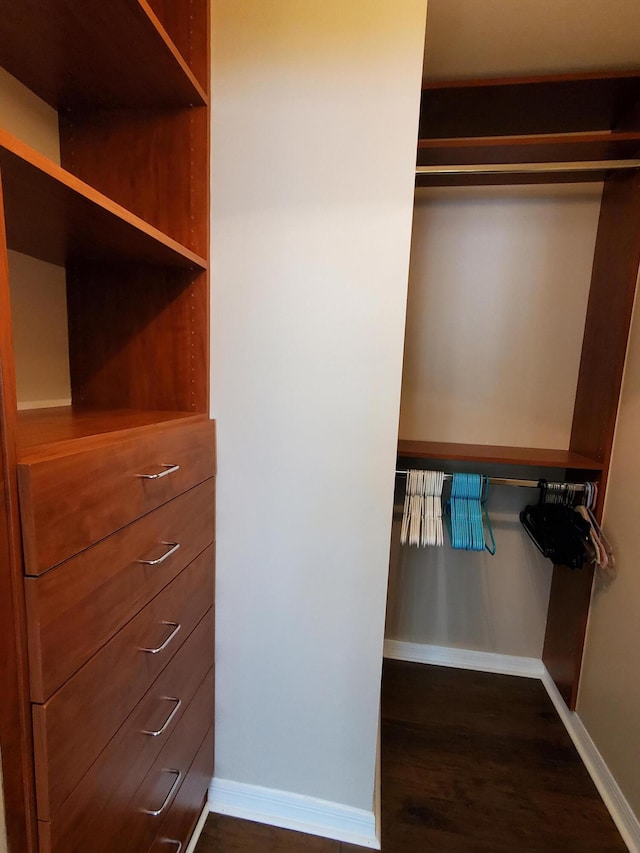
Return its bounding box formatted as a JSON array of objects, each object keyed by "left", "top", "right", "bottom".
[{"left": 423, "top": 0, "right": 640, "bottom": 81}]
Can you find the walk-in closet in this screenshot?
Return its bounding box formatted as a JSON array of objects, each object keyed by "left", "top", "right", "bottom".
[{"left": 385, "top": 2, "right": 640, "bottom": 713}]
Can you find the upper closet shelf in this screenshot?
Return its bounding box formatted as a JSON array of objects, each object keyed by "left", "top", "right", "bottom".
[
  {"left": 0, "top": 130, "right": 207, "bottom": 269},
  {"left": 397, "top": 440, "right": 605, "bottom": 471},
  {"left": 0, "top": 0, "right": 207, "bottom": 109},
  {"left": 420, "top": 69, "right": 640, "bottom": 138}
]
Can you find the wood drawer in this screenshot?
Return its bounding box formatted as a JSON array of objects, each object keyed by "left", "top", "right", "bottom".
[
  {"left": 18, "top": 417, "right": 215, "bottom": 574},
  {"left": 39, "top": 665, "right": 214, "bottom": 853},
  {"left": 147, "top": 726, "right": 214, "bottom": 853},
  {"left": 38, "top": 615, "right": 213, "bottom": 853},
  {"left": 25, "top": 478, "right": 215, "bottom": 702},
  {"left": 32, "top": 546, "right": 214, "bottom": 820},
  {"left": 112, "top": 688, "right": 213, "bottom": 853}
]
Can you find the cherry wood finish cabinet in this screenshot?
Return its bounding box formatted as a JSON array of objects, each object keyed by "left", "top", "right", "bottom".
[
  {"left": 0, "top": 4, "right": 213, "bottom": 851},
  {"left": 401, "top": 69, "right": 640, "bottom": 709}
]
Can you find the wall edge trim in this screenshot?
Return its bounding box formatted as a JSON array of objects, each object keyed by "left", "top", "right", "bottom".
[
  {"left": 541, "top": 668, "right": 640, "bottom": 853},
  {"left": 383, "top": 639, "right": 545, "bottom": 678},
  {"left": 184, "top": 801, "right": 211, "bottom": 853},
  {"left": 208, "top": 778, "right": 380, "bottom": 849}
]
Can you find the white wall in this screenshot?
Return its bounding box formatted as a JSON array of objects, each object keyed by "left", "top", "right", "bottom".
[
  {"left": 386, "top": 471, "right": 555, "bottom": 657},
  {"left": 400, "top": 184, "right": 601, "bottom": 449},
  {"left": 210, "top": 0, "right": 427, "bottom": 813},
  {"left": 387, "top": 183, "right": 602, "bottom": 658},
  {"left": 577, "top": 275, "right": 640, "bottom": 819},
  {"left": 423, "top": 0, "right": 640, "bottom": 80},
  {"left": 0, "top": 67, "right": 70, "bottom": 410}
]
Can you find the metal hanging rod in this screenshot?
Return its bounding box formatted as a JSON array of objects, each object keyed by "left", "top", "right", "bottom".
[
  {"left": 415, "top": 159, "right": 640, "bottom": 177},
  {"left": 395, "top": 470, "right": 587, "bottom": 491}
]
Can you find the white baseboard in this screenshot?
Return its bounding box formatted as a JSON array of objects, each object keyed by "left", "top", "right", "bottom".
[
  {"left": 541, "top": 670, "right": 640, "bottom": 853},
  {"left": 384, "top": 639, "right": 639, "bottom": 853},
  {"left": 383, "top": 639, "right": 545, "bottom": 679},
  {"left": 209, "top": 778, "right": 380, "bottom": 849}
]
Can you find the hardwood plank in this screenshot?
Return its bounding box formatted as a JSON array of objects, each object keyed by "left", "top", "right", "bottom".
[
  {"left": 0, "top": 129, "right": 207, "bottom": 269},
  {"left": 196, "top": 814, "right": 341, "bottom": 852},
  {"left": 194, "top": 662, "right": 626, "bottom": 853},
  {"left": 379, "top": 661, "right": 625, "bottom": 853},
  {"left": 397, "top": 439, "right": 604, "bottom": 470},
  {"left": 0, "top": 0, "right": 206, "bottom": 110}
]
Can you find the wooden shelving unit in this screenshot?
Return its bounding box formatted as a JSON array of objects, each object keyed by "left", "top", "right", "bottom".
[
  {"left": 404, "top": 68, "right": 640, "bottom": 711},
  {"left": 0, "top": 4, "right": 212, "bottom": 851},
  {"left": 0, "top": 0, "right": 207, "bottom": 109}
]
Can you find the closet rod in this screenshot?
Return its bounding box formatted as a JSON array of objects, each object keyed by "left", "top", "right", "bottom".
[
  {"left": 415, "top": 159, "right": 640, "bottom": 177},
  {"left": 395, "top": 470, "right": 586, "bottom": 491}
]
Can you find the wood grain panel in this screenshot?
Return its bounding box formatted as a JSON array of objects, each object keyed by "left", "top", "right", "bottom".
[
  {"left": 397, "top": 439, "right": 603, "bottom": 469},
  {"left": 145, "top": 0, "right": 210, "bottom": 92},
  {"left": 32, "top": 546, "right": 214, "bottom": 821},
  {"left": 0, "top": 129, "right": 206, "bottom": 269},
  {"left": 114, "top": 709, "right": 213, "bottom": 853},
  {"left": 18, "top": 418, "right": 215, "bottom": 574},
  {"left": 25, "top": 478, "right": 214, "bottom": 702},
  {"left": 38, "top": 621, "right": 213, "bottom": 853},
  {"left": 60, "top": 108, "right": 209, "bottom": 256},
  {"left": 570, "top": 171, "right": 640, "bottom": 464},
  {"left": 17, "top": 409, "right": 205, "bottom": 458},
  {"left": 416, "top": 131, "right": 640, "bottom": 166},
  {"left": 0, "top": 173, "right": 38, "bottom": 851},
  {"left": 543, "top": 564, "right": 596, "bottom": 709},
  {"left": 420, "top": 71, "right": 640, "bottom": 138},
  {"left": 542, "top": 170, "right": 640, "bottom": 707},
  {"left": 106, "top": 682, "right": 212, "bottom": 853},
  {"left": 66, "top": 265, "right": 208, "bottom": 415},
  {"left": 0, "top": 0, "right": 206, "bottom": 110},
  {"left": 148, "top": 727, "right": 213, "bottom": 853}
]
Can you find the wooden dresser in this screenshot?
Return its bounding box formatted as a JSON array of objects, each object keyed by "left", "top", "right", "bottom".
[{"left": 0, "top": 3, "right": 213, "bottom": 851}]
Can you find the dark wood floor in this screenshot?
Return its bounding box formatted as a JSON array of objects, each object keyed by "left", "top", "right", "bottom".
[{"left": 195, "top": 661, "right": 627, "bottom": 852}]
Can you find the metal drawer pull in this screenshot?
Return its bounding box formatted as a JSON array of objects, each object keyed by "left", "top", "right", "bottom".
[
  {"left": 140, "top": 621, "right": 181, "bottom": 654},
  {"left": 137, "top": 464, "right": 181, "bottom": 480},
  {"left": 140, "top": 768, "right": 182, "bottom": 816},
  {"left": 142, "top": 697, "right": 182, "bottom": 737},
  {"left": 159, "top": 842, "right": 182, "bottom": 853},
  {"left": 136, "top": 542, "right": 180, "bottom": 566}
]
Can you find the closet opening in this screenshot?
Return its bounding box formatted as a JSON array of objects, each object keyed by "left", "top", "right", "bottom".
[{"left": 384, "top": 0, "right": 640, "bottom": 725}]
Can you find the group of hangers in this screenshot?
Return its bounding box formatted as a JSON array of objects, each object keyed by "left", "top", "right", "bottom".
[
  {"left": 520, "top": 480, "right": 614, "bottom": 572},
  {"left": 400, "top": 470, "right": 495, "bottom": 554},
  {"left": 400, "top": 470, "right": 444, "bottom": 547},
  {"left": 401, "top": 470, "right": 614, "bottom": 571},
  {"left": 447, "top": 473, "right": 496, "bottom": 555}
]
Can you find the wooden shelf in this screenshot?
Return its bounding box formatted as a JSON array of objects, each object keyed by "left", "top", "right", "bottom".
[
  {"left": 0, "top": 130, "right": 207, "bottom": 269},
  {"left": 397, "top": 439, "right": 605, "bottom": 470},
  {"left": 0, "top": 0, "right": 207, "bottom": 110},
  {"left": 17, "top": 407, "right": 207, "bottom": 463},
  {"left": 420, "top": 69, "right": 640, "bottom": 139}
]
